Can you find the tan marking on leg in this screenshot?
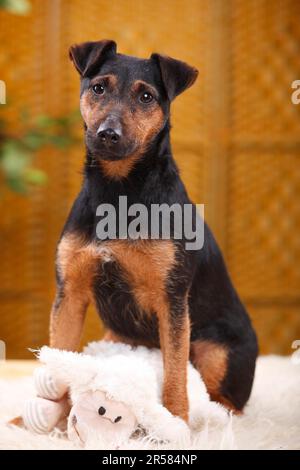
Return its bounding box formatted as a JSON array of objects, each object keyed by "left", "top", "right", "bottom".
[
  {"left": 50, "top": 234, "right": 99, "bottom": 351},
  {"left": 50, "top": 295, "right": 88, "bottom": 351},
  {"left": 190, "top": 340, "right": 238, "bottom": 412},
  {"left": 158, "top": 309, "right": 190, "bottom": 421}
]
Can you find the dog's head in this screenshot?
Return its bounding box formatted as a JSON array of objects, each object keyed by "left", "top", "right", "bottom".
[{"left": 69, "top": 40, "right": 198, "bottom": 161}]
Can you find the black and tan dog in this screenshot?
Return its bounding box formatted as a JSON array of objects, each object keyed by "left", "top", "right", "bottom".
[{"left": 50, "top": 40, "right": 258, "bottom": 422}]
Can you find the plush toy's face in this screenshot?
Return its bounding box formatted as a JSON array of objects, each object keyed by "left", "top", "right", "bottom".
[{"left": 68, "top": 390, "right": 137, "bottom": 445}]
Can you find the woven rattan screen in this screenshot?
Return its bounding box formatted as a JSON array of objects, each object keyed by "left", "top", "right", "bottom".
[{"left": 0, "top": 0, "right": 299, "bottom": 358}]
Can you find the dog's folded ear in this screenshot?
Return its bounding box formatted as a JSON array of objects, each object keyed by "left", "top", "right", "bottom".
[
  {"left": 151, "top": 53, "right": 198, "bottom": 101},
  {"left": 69, "top": 40, "right": 117, "bottom": 78}
]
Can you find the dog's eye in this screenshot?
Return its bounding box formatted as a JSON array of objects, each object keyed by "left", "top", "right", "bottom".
[
  {"left": 114, "top": 416, "right": 122, "bottom": 423},
  {"left": 92, "top": 84, "right": 105, "bottom": 95},
  {"left": 140, "top": 92, "right": 153, "bottom": 103}
]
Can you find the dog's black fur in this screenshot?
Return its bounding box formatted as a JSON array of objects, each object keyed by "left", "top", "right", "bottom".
[{"left": 52, "top": 40, "right": 258, "bottom": 416}]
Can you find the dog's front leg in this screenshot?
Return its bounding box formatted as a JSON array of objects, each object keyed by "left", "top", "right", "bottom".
[
  {"left": 157, "top": 300, "right": 190, "bottom": 422},
  {"left": 50, "top": 288, "right": 89, "bottom": 350},
  {"left": 49, "top": 234, "right": 92, "bottom": 351}
]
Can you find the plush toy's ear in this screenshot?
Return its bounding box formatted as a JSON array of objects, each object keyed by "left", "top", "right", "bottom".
[
  {"left": 38, "top": 346, "right": 98, "bottom": 390},
  {"left": 151, "top": 53, "right": 198, "bottom": 101},
  {"left": 69, "top": 39, "right": 117, "bottom": 78}
]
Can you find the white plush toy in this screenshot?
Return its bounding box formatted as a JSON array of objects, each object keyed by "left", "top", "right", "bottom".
[{"left": 21, "top": 341, "right": 228, "bottom": 446}]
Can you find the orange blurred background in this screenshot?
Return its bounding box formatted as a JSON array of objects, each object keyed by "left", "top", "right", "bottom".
[{"left": 0, "top": 0, "right": 299, "bottom": 358}]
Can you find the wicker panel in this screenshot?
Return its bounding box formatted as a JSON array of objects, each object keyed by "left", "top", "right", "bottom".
[
  {"left": 0, "top": 3, "right": 48, "bottom": 358},
  {"left": 249, "top": 305, "right": 300, "bottom": 355},
  {"left": 225, "top": 0, "right": 300, "bottom": 353},
  {"left": 0, "top": 300, "right": 33, "bottom": 359},
  {"left": 0, "top": 0, "right": 83, "bottom": 357},
  {"left": 227, "top": 150, "right": 300, "bottom": 300},
  {"left": 230, "top": 0, "right": 300, "bottom": 140}
]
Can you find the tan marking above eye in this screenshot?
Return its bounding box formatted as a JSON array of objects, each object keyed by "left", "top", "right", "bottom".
[
  {"left": 90, "top": 74, "right": 118, "bottom": 88},
  {"left": 131, "top": 80, "right": 159, "bottom": 100}
]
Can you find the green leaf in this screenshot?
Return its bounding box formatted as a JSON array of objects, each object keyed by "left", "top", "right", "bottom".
[
  {"left": 25, "top": 168, "right": 47, "bottom": 185},
  {"left": 48, "top": 134, "right": 72, "bottom": 149},
  {"left": 0, "top": 108, "right": 80, "bottom": 194},
  {"left": 35, "top": 114, "right": 57, "bottom": 128},
  {"left": 0, "top": 141, "right": 30, "bottom": 176},
  {"left": 0, "top": 0, "right": 31, "bottom": 14},
  {"left": 6, "top": 176, "right": 27, "bottom": 193},
  {"left": 23, "top": 132, "right": 47, "bottom": 150},
  {"left": 20, "top": 108, "right": 30, "bottom": 123}
]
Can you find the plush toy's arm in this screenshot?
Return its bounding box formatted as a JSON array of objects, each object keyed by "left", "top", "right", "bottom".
[
  {"left": 23, "top": 396, "right": 69, "bottom": 434},
  {"left": 21, "top": 366, "right": 70, "bottom": 434},
  {"left": 34, "top": 366, "right": 68, "bottom": 400}
]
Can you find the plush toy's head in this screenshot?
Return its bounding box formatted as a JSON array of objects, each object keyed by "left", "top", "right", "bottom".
[{"left": 68, "top": 390, "right": 137, "bottom": 445}]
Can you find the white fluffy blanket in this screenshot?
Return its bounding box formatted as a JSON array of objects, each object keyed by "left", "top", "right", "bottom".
[{"left": 0, "top": 355, "right": 299, "bottom": 450}]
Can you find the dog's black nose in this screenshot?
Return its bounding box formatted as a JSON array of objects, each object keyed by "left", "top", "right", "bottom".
[{"left": 98, "top": 128, "right": 119, "bottom": 145}]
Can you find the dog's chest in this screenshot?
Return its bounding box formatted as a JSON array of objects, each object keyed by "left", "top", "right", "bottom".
[{"left": 57, "top": 234, "right": 176, "bottom": 315}]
